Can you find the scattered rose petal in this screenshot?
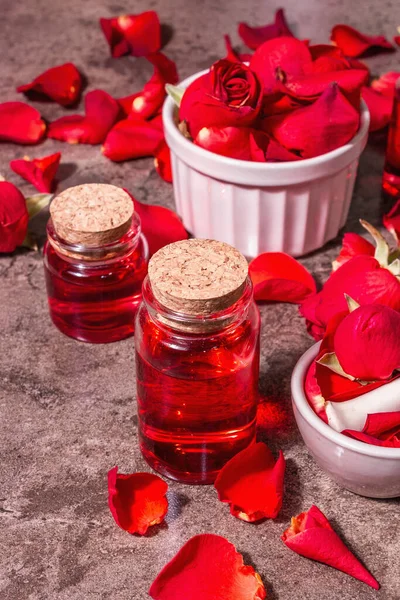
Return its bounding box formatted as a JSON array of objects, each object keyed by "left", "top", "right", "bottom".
[
  {"left": 282, "top": 505, "right": 380, "bottom": 589},
  {"left": 154, "top": 141, "right": 172, "bottom": 182},
  {"left": 130, "top": 53, "right": 178, "bottom": 120},
  {"left": 125, "top": 190, "right": 188, "bottom": 256},
  {"left": 238, "top": 8, "right": 293, "bottom": 50},
  {"left": 214, "top": 442, "right": 285, "bottom": 521},
  {"left": 395, "top": 36, "right": 400, "bottom": 47},
  {"left": 223, "top": 35, "right": 252, "bottom": 63},
  {"left": 0, "top": 181, "right": 29, "bottom": 253},
  {"left": 343, "top": 411, "right": 400, "bottom": 447},
  {"left": 102, "top": 118, "right": 164, "bottom": 161},
  {"left": 108, "top": 466, "right": 168, "bottom": 535},
  {"left": 332, "top": 233, "right": 374, "bottom": 271},
  {"left": 117, "top": 92, "right": 141, "bottom": 117},
  {"left": 262, "top": 84, "right": 360, "bottom": 158},
  {"left": 249, "top": 252, "right": 316, "bottom": 302},
  {"left": 383, "top": 199, "right": 400, "bottom": 242},
  {"left": 149, "top": 534, "right": 267, "bottom": 600},
  {"left": 334, "top": 304, "right": 400, "bottom": 380},
  {"left": 371, "top": 71, "right": 400, "bottom": 97},
  {"left": 48, "top": 89, "right": 120, "bottom": 144},
  {"left": 100, "top": 11, "right": 161, "bottom": 57},
  {"left": 17, "top": 63, "right": 82, "bottom": 107},
  {"left": 362, "top": 86, "right": 393, "bottom": 131},
  {"left": 331, "top": 24, "right": 394, "bottom": 58},
  {"left": 10, "top": 152, "right": 61, "bottom": 193},
  {"left": 0, "top": 102, "right": 46, "bottom": 145}
]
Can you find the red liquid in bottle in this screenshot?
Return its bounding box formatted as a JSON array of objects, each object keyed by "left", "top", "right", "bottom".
[
  {"left": 382, "top": 77, "right": 400, "bottom": 199},
  {"left": 135, "top": 279, "right": 260, "bottom": 484}
]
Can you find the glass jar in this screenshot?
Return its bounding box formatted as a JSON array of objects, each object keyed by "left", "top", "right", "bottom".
[
  {"left": 135, "top": 240, "right": 260, "bottom": 484},
  {"left": 43, "top": 184, "right": 148, "bottom": 343}
]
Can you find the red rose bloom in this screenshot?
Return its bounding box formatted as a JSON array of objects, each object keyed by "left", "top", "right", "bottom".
[
  {"left": 180, "top": 59, "right": 263, "bottom": 137},
  {"left": 0, "top": 181, "right": 28, "bottom": 253}
]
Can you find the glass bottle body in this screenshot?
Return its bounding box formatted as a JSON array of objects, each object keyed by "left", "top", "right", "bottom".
[
  {"left": 44, "top": 217, "right": 148, "bottom": 343},
  {"left": 383, "top": 78, "right": 400, "bottom": 198},
  {"left": 135, "top": 278, "right": 260, "bottom": 484}
]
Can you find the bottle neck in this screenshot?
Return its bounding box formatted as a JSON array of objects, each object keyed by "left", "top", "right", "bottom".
[{"left": 142, "top": 276, "right": 254, "bottom": 334}]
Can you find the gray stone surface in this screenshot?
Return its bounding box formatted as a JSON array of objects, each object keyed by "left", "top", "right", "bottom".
[{"left": 1, "top": 1, "right": 399, "bottom": 599}]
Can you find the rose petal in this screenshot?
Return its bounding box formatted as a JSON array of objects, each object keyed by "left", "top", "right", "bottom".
[
  {"left": 100, "top": 11, "right": 161, "bottom": 58},
  {"left": 361, "top": 86, "right": 393, "bottom": 131},
  {"left": 371, "top": 71, "right": 400, "bottom": 97},
  {"left": 149, "top": 534, "right": 266, "bottom": 600},
  {"left": 262, "top": 84, "right": 360, "bottom": 158},
  {"left": 102, "top": 118, "right": 164, "bottom": 161},
  {"left": 250, "top": 36, "right": 313, "bottom": 93},
  {"left": 309, "top": 44, "right": 350, "bottom": 73},
  {"left": 282, "top": 505, "right": 379, "bottom": 589},
  {"left": 195, "top": 126, "right": 256, "bottom": 160},
  {"left": 395, "top": 36, "right": 400, "bottom": 47},
  {"left": 0, "top": 181, "right": 29, "bottom": 253},
  {"left": 48, "top": 89, "right": 120, "bottom": 144},
  {"left": 117, "top": 92, "right": 141, "bottom": 117},
  {"left": 125, "top": 190, "right": 188, "bottom": 257},
  {"left": 154, "top": 141, "right": 172, "bottom": 182},
  {"left": 332, "top": 233, "right": 375, "bottom": 271},
  {"left": 108, "top": 466, "right": 168, "bottom": 535},
  {"left": 214, "top": 442, "right": 285, "bottom": 521},
  {"left": 249, "top": 252, "right": 316, "bottom": 302},
  {"left": 223, "top": 35, "right": 253, "bottom": 63},
  {"left": 130, "top": 52, "right": 178, "bottom": 120},
  {"left": 10, "top": 152, "right": 61, "bottom": 193},
  {"left": 0, "top": 102, "right": 46, "bottom": 145},
  {"left": 334, "top": 304, "right": 400, "bottom": 380},
  {"left": 17, "top": 63, "right": 82, "bottom": 107},
  {"left": 383, "top": 199, "right": 400, "bottom": 243},
  {"left": 342, "top": 429, "right": 400, "bottom": 447},
  {"left": 265, "top": 138, "right": 301, "bottom": 161},
  {"left": 363, "top": 411, "right": 400, "bottom": 437},
  {"left": 331, "top": 24, "right": 394, "bottom": 58},
  {"left": 238, "top": 8, "right": 293, "bottom": 50}
]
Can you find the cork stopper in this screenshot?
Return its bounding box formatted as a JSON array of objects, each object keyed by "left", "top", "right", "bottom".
[
  {"left": 148, "top": 239, "right": 249, "bottom": 316},
  {"left": 50, "top": 183, "right": 134, "bottom": 246}
]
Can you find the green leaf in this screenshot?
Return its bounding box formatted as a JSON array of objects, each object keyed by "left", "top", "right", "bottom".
[
  {"left": 20, "top": 231, "right": 39, "bottom": 252},
  {"left": 360, "top": 219, "right": 390, "bottom": 267},
  {"left": 344, "top": 294, "right": 360, "bottom": 313},
  {"left": 317, "top": 352, "right": 355, "bottom": 381},
  {"left": 165, "top": 84, "right": 185, "bottom": 107},
  {"left": 25, "top": 193, "right": 53, "bottom": 220}
]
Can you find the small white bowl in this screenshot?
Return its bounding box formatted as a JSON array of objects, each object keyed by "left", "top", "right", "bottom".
[
  {"left": 291, "top": 343, "right": 400, "bottom": 498},
  {"left": 163, "top": 69, "right": 370, "bottom": 258}
]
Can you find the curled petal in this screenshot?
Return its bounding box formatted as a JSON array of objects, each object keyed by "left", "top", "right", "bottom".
[
  {"left": 334, "top": 304, "right": 400, "bottom": 380},
  {"left": 342, "top": 429, "right": 400, "bottom": 447},
  {"left": 130, "top": 53, "right": 178, "bottom": 120},
  {"left": 108, "top": 466, "right": 168, "bottom": 535},
  {"left": 149, "top": 534, "right": 266, "bottom": 600},
  {"left": 371, "top": 71, "right": 400, "bottom": 97},
  {"left": 117, "top": 92, "right": 141, "bottom": 117},
  {"left": 332, "top": 232, "right": 374, "bottom": 271},
  {"left": 195, "top": 126, "right": 265, "bottom": 161},
  {"left": 48, "top": 89, "right": 120, "bottom": 144},
  {"left": 238, "top": 8, "right": 293, "bottom": 50},
  {"left": 17, "top": 63, "right": 82, "bottom": 107},
  {"left": 10, "top": 152, "right": 61, "bottom": 193},
  {"left": 383, "top": 199, "right": 400, "bottom": 243},
  {"left": 223, "top": 35, "right": 253, "bottom": 63},
  {"left": 309, "top": 44, "right": 350, "bottom": 73},
  {"left": 331, "top": 24, "right": 394, "bottom": 57},
  {"left": 361, "top": 86, "right": 393, "bottom": 131},
  {"left": 343, "top": 411, "right": 400, "bottom": 447},
  {"left": 214, "top": 442, "right": 286, "bottom": 521},
  {"left": 0, "top": 102, "right": 46, "bottom": 145},
  {"left": 282, "top": 505, "right": 379, "bottom": 589},
  {"left": 100, "top": 11, "right": 161, "bottom": 57},
  {"left": 154, "top": 141, "right": 172, "bottom": 182},
  {"left": 0, "top": 181, "right": 29, "bottom": 253},
  {"left": 249, "top": 252, "right": 316, "bottom": 302},
  {"left": 102, "top": 118, "right": 164, "bottom": 161},
  {"left": 262, "top": 84, "right": 360, "bottom": 158}
]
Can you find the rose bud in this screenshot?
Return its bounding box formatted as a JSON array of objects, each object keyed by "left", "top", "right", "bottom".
[{"left": 179, "top": 59, "right": 263, "bottom": 138}]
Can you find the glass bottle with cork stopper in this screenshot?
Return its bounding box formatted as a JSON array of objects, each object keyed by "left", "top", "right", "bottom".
[
  {"left": 135, "top": 239, "right": 260, "bottom": 484},
  {"left": 44, "top": 183, "right": 148, "bottom": 343}
]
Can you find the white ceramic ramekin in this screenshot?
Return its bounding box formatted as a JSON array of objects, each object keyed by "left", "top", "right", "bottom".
[
  {"left": 163, "top": 70, "right": 370, "bottom": 258},
  {"left": 291, "top": 343, "right": 400, "bottom": 498}
]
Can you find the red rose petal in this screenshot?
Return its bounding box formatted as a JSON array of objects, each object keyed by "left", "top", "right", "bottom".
[
  {"left": 154, "top": 141, "right": 172, "bottom": 182},
  {"left": 395, "top": 36, "right": 400, "bottom": 47},
  {"left": 334, "top": 304, "right": 400, "bottom": 380},
  {"left": 124, "top": 190, "right": 188, "bottom": 257},
  {"left": 117, "top": 92, "right": 141, "bottom": 117},
  {"left": 195, "top": 126, "right": 255, "bottom": 160},
  {"left": 10, "top": 152, "right": 61, "bottom": 193},
  {"left": 17, "top": 63, "right": 82, "bottom": 107},
  {"left": 130, "top": 52, "right": 178, "bottom": 120},
  {"left": 102, "top": 118, "right": 164, "bottom": 161},
  {"left": 223, "top": 35, "right": 253, "bottom": 63},
  {"left": 282, "top": 505, "right": 380, "bottom": 589},
  {"left": 0, "top": 181, "right": 29, "bottom": 253},
  {"left": 238, "top": 8, "right": 293, "bottom": 50},
  {"left": 371, "top": 71, "right": 400, "bottom": 97},
  {"left": 250, "top": 36, "right": 312, "bottom": 93},
  {"left": 332, "top": 232, "right": 375, "bottom": 271},
  {"left": 214, "top": 442, "right": 286, "bottom": 521},
  {"left": 149, "top": 533, "right": 266, "bottom": 600},
  {"left": 383, "top": 199, "right": 400, "bottom": 242},
  {"left": 100, "top": 11, "right": 161, "bottom": 58},
  {"left": 0, "top": 102, "right": 46, "bottom": 145},
  {"left": 362, "top": 86, "right": 394, "bottom": 131},
  {"left": 108, "top": 466, "right": 168, "bottom": 535},
  {"left": 262, "top": 84, "right": 360, "bottom": 158},
  {"left": 309, "top": 44, "right": 350, "bottom": 73},
  {"left": 342, "top": 429, "right": 400, "bottom": 447},
  {"left": 265, "top": 138, "right": 301, "bottom": 161},
  {"left": 331, "top": 24, "right": 394, "bottom": 58},
  {"left": 249, "top": 252, "right": 316, "bottom": 303},
  {"left": 363, "top": 411, "right": 400, "bottom": 437},
  {"left": 48, "top": 89, "right": 120, "bottom": 144}
]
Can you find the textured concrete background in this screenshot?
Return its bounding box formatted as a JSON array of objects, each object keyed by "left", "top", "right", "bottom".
[{"left": 0, "top": 0, "right": 399, "bottom": 598}]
